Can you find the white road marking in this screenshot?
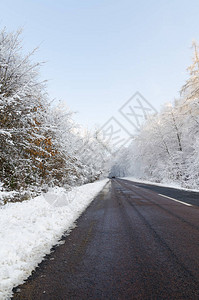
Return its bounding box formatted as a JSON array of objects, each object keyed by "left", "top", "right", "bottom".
[
  {"left": 158, "top": 194, "right": 192, "bottom": 207},
  {"left": 131, "top": 185, "right": 140, "bottom": 189}
]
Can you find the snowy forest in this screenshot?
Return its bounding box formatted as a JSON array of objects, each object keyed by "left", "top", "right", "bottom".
[
  {"left": 1, "top": 27, "right": 199, "bottom": 206},
  {"left": 0, "top": 28, "right": 109, "bottom": 204},
  {"left": 112, "top": 41, "right": 199, "bottom": 189},
  {"left": 2, "top": 2, "right": 199, "bottom": 299}
]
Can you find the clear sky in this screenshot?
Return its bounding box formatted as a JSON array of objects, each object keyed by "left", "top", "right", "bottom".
[{"left": 1, "top": 0, "right": 199, "bottom": 131}]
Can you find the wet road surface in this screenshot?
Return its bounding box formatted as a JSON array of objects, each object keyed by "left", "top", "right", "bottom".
[{"left": 12, "top": 179, "right": 199, "bottom": 299}]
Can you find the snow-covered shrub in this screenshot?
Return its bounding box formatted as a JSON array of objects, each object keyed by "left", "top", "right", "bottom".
[{"left": 0, "top": 28, "right": 109, "bottom": 199}]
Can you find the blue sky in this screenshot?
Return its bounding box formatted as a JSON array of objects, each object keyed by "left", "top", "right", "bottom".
[{"left": 1, "top": 0, "right": 199, "bottom": 130}]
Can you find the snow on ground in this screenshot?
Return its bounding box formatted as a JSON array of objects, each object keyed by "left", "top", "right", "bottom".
[
  {"left": 0, "top": 179, "right": 109, "bottom": 300},
  {"left": 121, "top": 177, "right": 199, "bottom": 192},
  {"left": 0, "top": 182, "right": 18, "bottom": 205},
  {"left": 0, "top": 191, "right": 18, "bottom": 205}
]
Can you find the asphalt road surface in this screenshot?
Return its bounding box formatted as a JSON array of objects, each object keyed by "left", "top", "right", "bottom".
[{"left": 12, "top": 178, "right": 199, "bottom": 299}]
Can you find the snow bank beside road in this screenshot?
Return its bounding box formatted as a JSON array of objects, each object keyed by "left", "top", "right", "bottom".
[
  {"left": 0, "top": 179, "right": 109, "bottom": 300},
  {"left": 121, "top": 177, "right": 199, "bottom": 192}
]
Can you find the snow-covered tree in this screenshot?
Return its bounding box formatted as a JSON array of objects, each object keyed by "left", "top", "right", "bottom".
[
  {"left": 0, "top": 28, "right": 109, "bottom": 195},
  {"left": 111, "top": 41, "right": 199, "bottom": 188},
  {"left": 0, "top": 29, "right": 51, "bottom": 190}
]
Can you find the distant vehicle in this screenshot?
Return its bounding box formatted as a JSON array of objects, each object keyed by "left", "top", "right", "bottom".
[{"left": 111, "top": 176, "right": 116, "bottom": 178}]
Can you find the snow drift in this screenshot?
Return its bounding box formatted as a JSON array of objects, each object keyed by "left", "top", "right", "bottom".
[{"left": 0, "top": 179, "right": 108, "bottom": 300}]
